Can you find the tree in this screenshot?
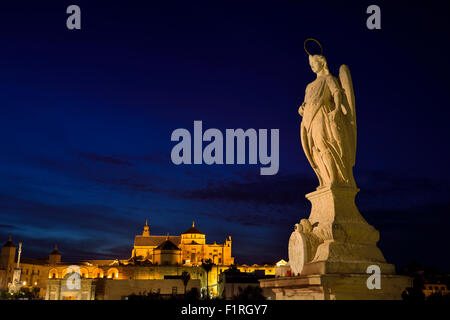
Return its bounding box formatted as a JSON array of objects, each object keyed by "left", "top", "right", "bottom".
[
  {"left": 427, "top": 291, "right": 450, "bottom": 302},
  {"left": 127, "top": 291, "right": 162, "bottom": 300},
  {"left": 185, "top": 287, "right": 200, "bottom": 300},
  {"left": 181, "top": 271, "right": 191, "bottom": 295},
  {"left": 32, "top": 287, "right": 40, "bottom": 299},
  {"left": 233, "top": 286, "right": 266, "bottom": 300},
  {"left": 201, "top": 259, "right": 214, "bottom": 299},
  {"left": 401, "top": 274, "right": 425, "bottom": 301},
  {"left": 0, "top": 291, "right": 13, "bottom": 300}
]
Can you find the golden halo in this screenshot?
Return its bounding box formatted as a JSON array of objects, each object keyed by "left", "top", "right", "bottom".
[{"left": 304, "top": 38, "right": 323, "bottom": 56}]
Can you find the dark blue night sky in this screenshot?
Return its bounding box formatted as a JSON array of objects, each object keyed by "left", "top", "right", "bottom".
[{"left": 0, "top": 1, "right": 449, "bottom": 270}]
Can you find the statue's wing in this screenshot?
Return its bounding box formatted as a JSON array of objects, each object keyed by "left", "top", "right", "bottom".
[{"left": 339, "top": 64, "right": 357, "bottom": 165}]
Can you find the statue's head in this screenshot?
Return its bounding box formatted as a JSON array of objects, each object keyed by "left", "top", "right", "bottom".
[{"left": 309, "top": 54, "right": 329, "bottom": 75}]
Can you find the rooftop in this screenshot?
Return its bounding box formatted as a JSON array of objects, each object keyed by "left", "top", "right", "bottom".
[
  {"left": 155, "top": 238, "right": 181, "bottom": 251},
  {"left": 182, "top": 221, "right": 204, "bottom": 235}
]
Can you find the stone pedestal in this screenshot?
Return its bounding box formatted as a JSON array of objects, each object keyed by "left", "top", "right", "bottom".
[
  {"left": 260, "top": 274, "right": 411, "bottom": 300},
  {"left": 260, "top": 186, "right": 411, "bottom": 300},
  {"left": 302, "top": 187, "right": 395, "bottom": 275}
]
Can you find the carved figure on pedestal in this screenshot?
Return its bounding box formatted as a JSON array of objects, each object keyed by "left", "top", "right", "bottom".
[
  {"left": 288, "top": 39, "right": 391, "bottom": 276},
  {"left": 298, "top": 39, "right": 357, "bottom": 189},
  {"left": 261, "top": 40, "right": 411, "bottom": 299}
]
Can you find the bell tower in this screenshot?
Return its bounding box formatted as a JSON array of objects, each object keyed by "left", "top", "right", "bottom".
[
  {"left": 1, "top": 235, "right": 16, "bottom": 269},
  {"left": 49, "top": 244, "right": 61, "bottom": 264},
  {"left": 142, "top": 219, "right": 150, "bottom": 237}
]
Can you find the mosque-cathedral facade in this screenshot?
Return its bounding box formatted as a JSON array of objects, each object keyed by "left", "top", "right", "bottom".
[
  {"left": 132, "top": 220, "right": 233, "bottom": 266},
  {"left": 0, "top": 221, "right": 275, "bottom": 299}
]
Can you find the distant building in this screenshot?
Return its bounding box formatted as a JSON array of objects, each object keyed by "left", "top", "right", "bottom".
[
  {"left": 423, "top": 283, "right": 449, "bottom": 297},
  {"left": 0, "top": 236, "right": 52, "bottom": 294},
  {"left": 274, "top": 259, "right": 290, "bottom": 277},
  {"left": 132, "top": 220, "right": 234, "bottom": 266},
  {"left": 46, "top": 277, "right": 202, "bottom": 300},
  {"left": 0, "top": 221, "right": 275, "bottom": 299},
  {"left": 218, "top": 267, "right": 275, "bottom": 300}
]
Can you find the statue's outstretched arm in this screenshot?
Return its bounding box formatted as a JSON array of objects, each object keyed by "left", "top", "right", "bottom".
[
  {"left": 333, "top": 91, "right": 343, "bottom": 115},
  {"left": 327, "top": 76, "right": 346, "bottom": 116}
]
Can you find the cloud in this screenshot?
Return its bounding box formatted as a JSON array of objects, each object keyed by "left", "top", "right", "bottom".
[
  {"left": 0, "top": 231, "right": 133, "bottom": 262},
  {"left": 357, "top": 171, "right": 448, "bottom": 197},
  {"left": 173, "top": 169, "right": 450, "bottom": 208},
  {"left": 363, "top": 202, "right": 450, "bottom": 231},
  {"left": 0, "top": 193, "right": 137, "bottom": 237},
  {"left": 3, "top": 152, "right": 450, "bottom": 269},
  {"left": 24, "top": 152, "right": 170, "bottom": 196},
  {"left": 76, "top": 152, "right": 133, "bottom": 166},
  {"left": 91, "top": 176, "right": 166, "bottom": 194},
  {"left": 175, "top": 172, "right": 316, "bottom": 205},
  {"left": 167, "top": 169, "right": 450, "bottom": 232},
  {"left": 361, "top": 202, "right": 450, "bottom": 271},
  {"left": 0, "top": 224, "right": 18, "bottom": 231}
]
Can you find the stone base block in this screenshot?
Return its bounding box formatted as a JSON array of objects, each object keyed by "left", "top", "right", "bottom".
[
  {"left": 260, "top": 274, "right": 411, "bottom": 300},
  {"left": 301, "top": 260, "right": 396, "bottom": 275}
]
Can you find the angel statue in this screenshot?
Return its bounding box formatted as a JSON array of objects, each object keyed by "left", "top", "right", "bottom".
[{"left": 298, "top": 39, "right": 357, "bottom": 188}]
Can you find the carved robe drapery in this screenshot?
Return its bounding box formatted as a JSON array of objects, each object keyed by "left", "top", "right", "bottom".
[{"left": 299, "top": 68, "right": 356, "bottom": 188}]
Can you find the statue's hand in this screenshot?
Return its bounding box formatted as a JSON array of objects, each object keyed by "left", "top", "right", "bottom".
[
  {"left": 329, "top": 108, "right": 339, "bottom": 121},
  {"left": 298, "top": 103, "right": 305, "bottom": 116}
]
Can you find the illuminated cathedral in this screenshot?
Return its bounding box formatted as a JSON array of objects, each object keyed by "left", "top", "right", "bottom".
[
  {"left": 0, "top": 221, "right": 273, "bottom": 300},
  {"left": 131, "top": 220, "right": 233, "bottom": 266}
]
